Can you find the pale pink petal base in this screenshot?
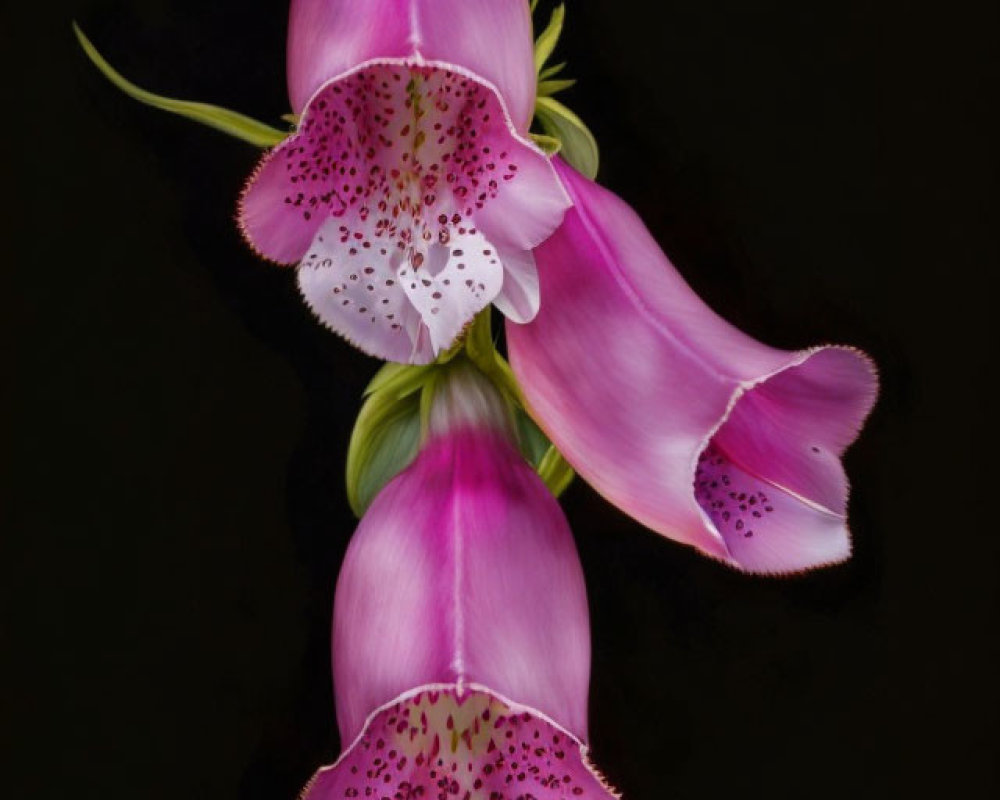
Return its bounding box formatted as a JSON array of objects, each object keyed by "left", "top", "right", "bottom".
[{"left": 301, "top": 686, "right": 619, "bottom": 800}]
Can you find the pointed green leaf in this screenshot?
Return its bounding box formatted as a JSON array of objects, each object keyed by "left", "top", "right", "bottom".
[
  {"left": 537, "top": 78, "right": 576, "bottom": 97},
  {"left": 346, "top": 388, "right": 423, "bottom": 517},
  {"left": 531, "top": 0, "right": 541, "bottom": 13},
  {"left": 539, "top": 61, "right": 567, "bottom": 81},
  {"left": 534, "top": 95, "right": 600, "bottom": 179},
  {"left": 533, "top": 4, "right": 565, "bottom": 74},
  {"left": 537, "top": 445, "right": 576, "bottom": 497},
  {"left": 73, "top": 23, "right": 288, "bottom": 148},
  {"left": 488, "top": 350, "right": 526, "bottom": 407}
]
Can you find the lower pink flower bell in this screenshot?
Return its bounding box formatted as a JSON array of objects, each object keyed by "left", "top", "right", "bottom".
[
  {"left": 507, "top": 159, "right": 879, "bottom": 574},
  {"left": 302, "top": 364, "right": 617, "bottom": 799}
]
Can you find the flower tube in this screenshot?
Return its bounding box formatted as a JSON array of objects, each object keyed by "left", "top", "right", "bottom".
[
  {"left": 241, "top": 0, "right": 570, "bottom": 363},
  {"left": 506, "top": 159, "right": 879, "bottom": 574},
  {"left": 303, "top": 363, "right": 616, "bottom": 799}
]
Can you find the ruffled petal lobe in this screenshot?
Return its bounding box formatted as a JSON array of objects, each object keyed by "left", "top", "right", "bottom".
[{"left": 506, "top": 159, "right": 878, "bottom": 574}]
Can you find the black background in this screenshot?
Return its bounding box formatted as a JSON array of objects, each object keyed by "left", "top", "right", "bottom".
[{"left": 4, "top": 0, "right": 998, "bottom": 797}]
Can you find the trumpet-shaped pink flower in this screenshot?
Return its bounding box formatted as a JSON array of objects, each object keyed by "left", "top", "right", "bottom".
[
  {"left": 241, "top": 0, "right": 570, "bottom": 362},
  {"left": 302, "top": 366, "right": 616, "bottom": 798},
  {"left": 507, "top": 160, "right": 879, "bottom": 574}
]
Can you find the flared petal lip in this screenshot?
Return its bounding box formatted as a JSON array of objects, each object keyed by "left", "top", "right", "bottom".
[
  {"left": 516, "top": 342, "right": 878, "bottom": 574},
  {"left": 692, "top": 344, "right": 880, "bottom": 575},
  {"left": 299, "top": 682, "right": 620, "bottom": 800},
  {"left": 238, "top": 55, "right": 570, "bottom": 267}
]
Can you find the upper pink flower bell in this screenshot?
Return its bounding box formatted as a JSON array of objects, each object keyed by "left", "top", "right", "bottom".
[
  {"left": 301, "top": 364, "right": 617, "bottom": 799},
  {"left": 241, "top": 0, "right": 570, "bottom": 363},
  {"left": 506, "top": 159, "right": 879, "bottom": 575}
]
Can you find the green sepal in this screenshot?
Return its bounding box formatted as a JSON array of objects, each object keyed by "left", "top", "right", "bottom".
[
  {"left": 530, "top": 0, "right": 541, "bottom": 14},
  {"left": 538, "top": 61, "right": 567, "bottom": 81},
  {"left": 363, "top": 361, "right": 432, "bottom": 399},
  {"left": 516, "top": 411, "right": 550, "bottom": 467},
  {"left": 348, "top": 312, "right": 576, "bottom": 511},
  {"left": 462, "top": 312, "right": 525, "bottom": 409},
  {"left": 534, "top": 95, "right": 600, "bottom": 179},
  {"left": 515, "top": 410, "right": 575, "bottom": 497},
  {"left": 73, "top": 23, "right": 289, "bottom": 148},
  {"left": 537, "top": 78, "right": 577, "bottom": 97},
  {"left": 347, "top": 363, "right": 433, "bottom": 516},
  {"left": 530, "top": 133, "right": 563, "bottom": 155},
  {"left": 417, "top": 368, "right": 442, "bottom": 436},
  {"left": 537, "top": 444, "right": 575, "bottom": 497},
  {"left": 462, "top": 310, "right": 496, "bottom": 373},
  {"left": 533, "top": 4, "right": 565, "bottom": 75}
]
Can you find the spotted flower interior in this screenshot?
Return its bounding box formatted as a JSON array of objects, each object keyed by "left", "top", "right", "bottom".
[
  {"left": 693, "top": 350, "right": 875, "bottom": 572},
  {"left": 241, "top": 62, "right": 568, "bottom": 363},
  {"left": 302, "top": 688, "right": 617, "bottom": 800}
]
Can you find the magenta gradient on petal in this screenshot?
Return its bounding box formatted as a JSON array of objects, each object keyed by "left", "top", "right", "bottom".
[
  {"left": 287, "top": 0, "right": 536, "bottom": 131},
  {"left": 506, "top": 159, "right": 878, "bottom": 574},
  {"left": 332, "top": 427, "right": 592, "bottom": 746},
  {"left": 301, "top": 688, "right": 618, "bottom": 800}
]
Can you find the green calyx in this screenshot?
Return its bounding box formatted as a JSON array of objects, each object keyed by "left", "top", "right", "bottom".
[
  {"left": 530, "top": 4, "right": 600, "bottom": 179},
  {"left": 346, "top": 311, "right": 575, "bottom": 517},
  {"left": 73, "top": 23, "right": 290, "bottom": 148}
]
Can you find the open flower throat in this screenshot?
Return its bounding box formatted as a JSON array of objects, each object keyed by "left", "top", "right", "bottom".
[
  {"left": 243, "top": 62, "right": 559, "bottom": 363},
  {"left": 302, "top": 689, "right": 616, "bottom": 800}
]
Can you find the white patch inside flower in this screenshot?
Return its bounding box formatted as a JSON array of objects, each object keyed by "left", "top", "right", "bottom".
[
  {"left": 284, "top": 64, "right": 531, "bottom": 363},
  {"left": 299, "top": 214, "right": 502, "bottom": 362}
]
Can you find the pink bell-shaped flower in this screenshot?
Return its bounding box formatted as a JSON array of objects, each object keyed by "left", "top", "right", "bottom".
[
  {"left": 241, "top": 0, "right": 570, "bottom": 363},
  {"left": 506, "top": 159, "right": 879, "bottom": 574},
  {"left": 302, "top": 363, "right": 617, "bottom": 799}
]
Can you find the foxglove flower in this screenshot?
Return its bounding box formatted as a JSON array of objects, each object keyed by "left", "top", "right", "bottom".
[
  {"left": 241, "top": 0, "right": 570, "bottom": 363},
  {"left": 303, "top": 363, "right": 617, "bottom": 799},
  {"left": 506, "top": 160, "right": 879, "bottom": 574}
]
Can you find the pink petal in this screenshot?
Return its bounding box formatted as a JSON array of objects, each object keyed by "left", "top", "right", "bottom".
[
  {"left": 333, "top": 429, "right": 591, "bottom": 744},
  {"left": 506, "top": 159, "right": 878, "bottom": 574},
  {"left": 408, "top": 0, "right": 537, "bottom": 133},
  {"left": 286, "top": 0, "right": 412, "bottom": 114},
  {"left": 471, "top": 128, "right": 573, "bottom": 252},
  {"left": 302, "top": 688, "right": 618, "bottom": 800},
  {"left": 287, "top": 1, "right": 536, "bottom": 131},
  {"left": 240, "top": 63, "right": 567, "bottom": 362}
]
